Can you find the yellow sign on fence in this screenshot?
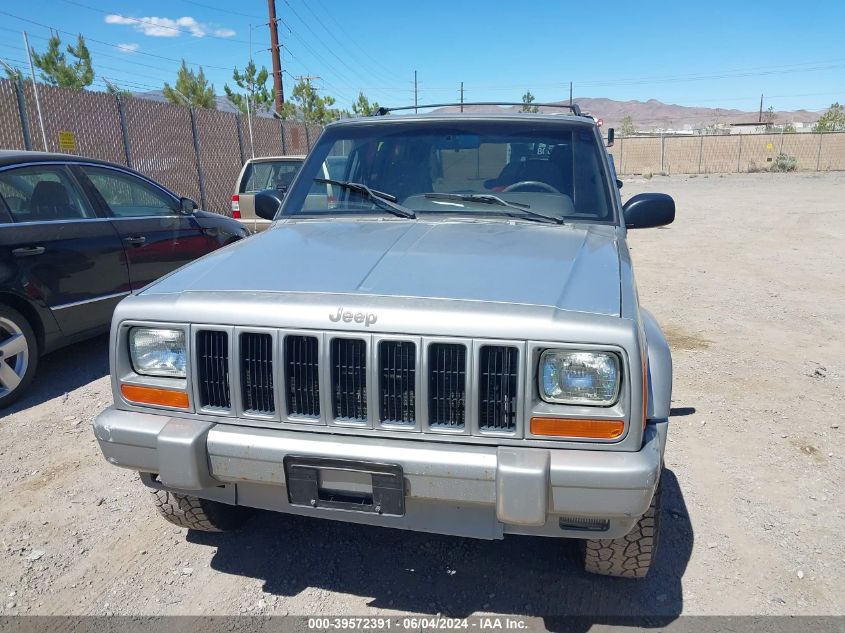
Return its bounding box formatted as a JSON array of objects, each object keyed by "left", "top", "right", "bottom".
[{"left": 57, "top": 130, "right": 77, "bottom": 152}]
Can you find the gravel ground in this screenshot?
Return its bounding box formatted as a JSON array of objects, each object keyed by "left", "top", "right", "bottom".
[{"left": 0, "top": 172, "right": 842, "bottom": 625}]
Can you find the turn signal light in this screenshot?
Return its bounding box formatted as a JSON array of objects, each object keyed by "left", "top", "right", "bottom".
[
  {"left": 530, "top": 417, "right": 624, "bottom": 439},
  {"left": 121, "top": 384, "right": 189, "bottom": 409}
]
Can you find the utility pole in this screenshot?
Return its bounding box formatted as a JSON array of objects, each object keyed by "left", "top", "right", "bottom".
[
  {"left": 23, "top": 31, "right": 48, "bottom": 152},
  {"left": 460, "top": 81, "right": 464, "bottom": 112},
  {"left": 569, "top": 81, "right": 573, "bottom": 106},
  {"left": 759, "top": 94, "right": 763, "bottom": 123},
  {"left": 268, "top": 0, "right": 284, "bottom": 112},
  {"left": 414, "top": 70, "right": 418, "bottom": 113}
]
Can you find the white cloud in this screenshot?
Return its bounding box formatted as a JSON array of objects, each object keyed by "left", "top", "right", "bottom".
[
  {"left": 104, "top": 14, "right": 234, "bottom": 38},
  {"left": 116, "top": 42, "right": 140, "bottom": 54}
]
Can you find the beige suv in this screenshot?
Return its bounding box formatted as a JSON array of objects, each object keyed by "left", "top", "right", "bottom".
[{"left": 232, "top": 156, "right": 304, "bottom": 232}]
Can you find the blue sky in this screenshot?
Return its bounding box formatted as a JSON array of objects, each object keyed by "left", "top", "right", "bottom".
[{"left": 0, "top": 0, "right": 843, "bottom": 112}]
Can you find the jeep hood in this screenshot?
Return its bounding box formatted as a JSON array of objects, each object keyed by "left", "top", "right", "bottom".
[{"left": 143, "top": 219, "right": 621, "bottom": 316}]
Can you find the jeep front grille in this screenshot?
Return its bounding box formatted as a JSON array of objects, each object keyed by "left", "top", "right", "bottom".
[
  {"left": 478, "top": 345, "right": 519, "bottom": 432},
  {"left": 428, "top": 343, "right": 467, "bottom": 429},
  {"left": 197, "top": 330, "right": 231, "bottom": 410},
  {"left": 241, "top": 333, "right": 274, "bottom": 415},
  {"left": 285, "top": 335, "right": 320, "bottom": 417},
  {"left": 331, "top": 338, "right": 367, "bottom": 422},
  {"left": 379, "top": 340, "right": 416, "bottom": 426}
]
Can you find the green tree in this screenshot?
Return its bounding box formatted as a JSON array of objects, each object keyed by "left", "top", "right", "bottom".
[
  {"left": 103, "top": 78, "right": 131, "bottom": 99},
  {"left": 782, "top": 122, "right": 796, "bottom": 134},
  {"left": 619, "top": 115, "right": 636, "bottom": 136},
  {"left": 162, "top": 60, "right": 216, "bottom": 109},
  {"left": 351, "top": 92, "right": 380, "bottom": 116},
  {"left": 223, "top": 60, "right": 274, "bottom": 115},
  {"left": 520, "top": 90, "right": 539, "bottom": 113},
  {"left": 289, "top": 80, "right": 341, "bottom": 124},
  {"left": 813, "top": 102, "right": 845, "bottom": 132},
  {"left": 31, "top": 33, "right": 94, "bottom": 90}
]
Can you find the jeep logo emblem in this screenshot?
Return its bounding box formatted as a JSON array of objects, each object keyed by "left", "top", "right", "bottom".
[{"left": 329, "top": 307, "right": 378, "bottom": 327}]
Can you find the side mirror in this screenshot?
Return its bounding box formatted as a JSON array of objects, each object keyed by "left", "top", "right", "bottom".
[
  {"left": 255, "top": 189, "right": 285, "bottom": 221},
  {"left": 607, "top": 128, "right": 615, "bottom": 147},
  {"left": 616, "top": 179, "right": 623, "bottom": 189},
  {"left": 179, "top": 197, "right": 198, "bottom": 214},
  {"left": 622, "top": 193, "right": 675, "bottom": 229}
]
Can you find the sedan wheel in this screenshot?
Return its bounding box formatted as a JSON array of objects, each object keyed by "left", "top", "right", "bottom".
[{"left": 0, "top": 307, "right": 38, "bottom": 408}]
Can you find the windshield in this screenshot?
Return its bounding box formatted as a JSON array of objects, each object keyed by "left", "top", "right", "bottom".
[
  {"left": 239, "top": 160, "right": 303, "bottom": 193},
  {"left": 282, "top": 120, "right": 615, "bottom": 223}
]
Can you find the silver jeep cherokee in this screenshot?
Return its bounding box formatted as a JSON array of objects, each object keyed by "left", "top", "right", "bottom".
[{"left": 94, "top": 105, "right": 675, "bottom": 578}]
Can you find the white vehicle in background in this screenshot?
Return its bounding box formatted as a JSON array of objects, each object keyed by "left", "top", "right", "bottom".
[{"left": 232, "top": 156, "right": 305, "bottom": 232}]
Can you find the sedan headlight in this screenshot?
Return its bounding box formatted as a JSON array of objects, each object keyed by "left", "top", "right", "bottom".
[
  {"left": 540, "top": 350, "right": 620, "bottom": 406},
  {"left": 129, "top": 328, "right": 186, "bottom": 378}
]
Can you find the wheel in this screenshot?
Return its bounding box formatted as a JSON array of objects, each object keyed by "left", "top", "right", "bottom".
[
  {"left": 582, "top": 477, "right": 662, "bottom": 578},
  {"left": 151, "top": 488, "right": 252, "bottom": 532},
  {"left": 0, "top": 305, "right": 38, "bottom": 409}
]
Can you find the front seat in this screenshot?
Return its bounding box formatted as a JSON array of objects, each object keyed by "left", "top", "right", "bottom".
[{"left": 30, "top": 180, "right": 78, "bottom": 220}]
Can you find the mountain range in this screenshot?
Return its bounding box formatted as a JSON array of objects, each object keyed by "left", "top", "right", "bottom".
[{"left": 134, "top": 91, "right": 826, "bottom": 130}]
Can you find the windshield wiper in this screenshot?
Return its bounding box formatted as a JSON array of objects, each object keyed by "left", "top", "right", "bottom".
[
  {"left": 314, "top": 178, "right": 416, "bottom": 219},
  {"left": 424, "top": 193, "right": 564, "bottom": 225}
]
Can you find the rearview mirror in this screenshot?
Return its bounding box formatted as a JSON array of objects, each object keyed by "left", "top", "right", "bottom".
[
  {"left": 622, "top": 193, "right": 674, "bottom": 229},
  {"left": 255, "top": 189, "right": 285, "bottom": 221},
  {"left": 179, "top": 197, "right": 198, "bottom": 214}
]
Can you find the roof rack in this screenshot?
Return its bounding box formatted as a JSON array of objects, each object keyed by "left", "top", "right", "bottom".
[{"left": 374, "top": 102, "right": 583, "bottom": 117}]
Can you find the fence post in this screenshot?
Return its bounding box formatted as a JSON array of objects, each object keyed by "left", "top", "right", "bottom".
[
  {"left": 698, "top": 135, "right": 704, "bottom": 174},
  {"left": 304, "top": 123, "right": 310, "bottom": 151},
  {"left": 816, "top": 133, "right": 823, "bottom": 171},
  {"left": 115, "top": 94, "right": 133, "bottom": 169},
  {"left": 13, "top": 78, "right": 32, "bottom": 151},
  {"left": 188, "top": 107, "right": 208, "bottom": 210},
  {"left": 660, "top": 131, "right": 665, "bottom": 173},
  {"left": 619, "top": 137, "right": 624, "bottom": 175},
  {"left": 234, "top": 114, "right": 245, "bottom": 165},
  {"left": 736, "top": 135, "right": 742, "bottom": 173},
  {"left": 280, "top": 119, "right": 287, "bottom": 155}
]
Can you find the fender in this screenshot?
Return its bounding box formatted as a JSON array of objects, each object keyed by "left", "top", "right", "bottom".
[{"left": 640, "top": 307, "right": 672, "bottom": 421}]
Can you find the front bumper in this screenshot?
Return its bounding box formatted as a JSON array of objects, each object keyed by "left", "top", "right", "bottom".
[{"left": 93, "top": 408, "right": 667, "bottom": 540}]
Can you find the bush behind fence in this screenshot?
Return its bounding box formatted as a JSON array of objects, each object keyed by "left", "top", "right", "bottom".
[
  {"left": 608, "top": 130, "right": 845, "bottom": 175},
  {"left": 0, "top": 79, "right": 322, "bottom": 215}
]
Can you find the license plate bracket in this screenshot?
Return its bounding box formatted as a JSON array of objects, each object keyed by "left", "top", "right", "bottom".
[{"left": 283, "top": 456, "right": 405, "bottom": 516}]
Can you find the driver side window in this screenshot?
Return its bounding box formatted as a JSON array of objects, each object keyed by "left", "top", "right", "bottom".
[{"left": 81, "top": 167, "right": 177, "bottom": 218}]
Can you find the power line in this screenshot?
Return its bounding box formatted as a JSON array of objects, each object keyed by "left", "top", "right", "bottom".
[
  {"left": 178, "top": 0, "right": 264, "bottom": 20},
  {"left": 0, "top": 10, "right": 235, "bottom": 71},
  {"left": 293, "top": 0, "right": 404, "bottom": 86},
  {"left": 58, "top": 0, "right": 250, "bottom": 44},
  {"left": 309, "top": 0, "right": 405, "bottom": 83}
]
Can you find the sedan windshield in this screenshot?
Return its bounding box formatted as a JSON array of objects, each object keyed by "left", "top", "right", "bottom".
[{"left": 281, "top": 120, "right": 615, "bottom": 223}]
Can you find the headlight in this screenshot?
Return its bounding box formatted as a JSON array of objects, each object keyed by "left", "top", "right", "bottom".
[
  {"left": 540, "top": 350, "right": 620, "bottom": 405},
  {"left": 129, "top": 328, "right": 186, "bottom": 378}
]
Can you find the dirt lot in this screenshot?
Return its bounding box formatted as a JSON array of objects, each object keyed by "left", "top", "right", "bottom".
[{"left": 0, "top": 172, "right": 842, "bottom": 624}]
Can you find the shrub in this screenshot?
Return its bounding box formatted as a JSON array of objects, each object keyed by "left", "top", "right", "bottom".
[{"left": 771, "top": 153, "right": 797, "bottom": 172}]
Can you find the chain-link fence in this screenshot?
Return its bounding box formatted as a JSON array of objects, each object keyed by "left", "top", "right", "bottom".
[
  {"left": 607, "top": 131, "right": 845, "bottom": 175},
  {"left": 0, "top": 78, "right": 322, "bottom": 215}
]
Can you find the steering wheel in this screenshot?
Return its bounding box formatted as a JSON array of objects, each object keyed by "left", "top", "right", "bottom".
[{"left": 502, "top": 180, "right": 560, "bottom": 194}]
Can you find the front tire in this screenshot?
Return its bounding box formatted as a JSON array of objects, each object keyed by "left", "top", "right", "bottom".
[
  {"left": 151, "top": 488, "right": 252, "bottom": 532},
  {"left": 582, "top": 477, "right": 662, "bottom": 578},
  {"left": 0, "top": 305, "right": 38, "bottom": 409}
]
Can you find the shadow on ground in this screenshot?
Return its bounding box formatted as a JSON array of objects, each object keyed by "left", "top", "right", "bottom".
[
  {"left": 3, "top": 334, "right": 109, "bottom": 416},
  {"left": 188, "top": 469, "right": 692, "bottom": 630}
]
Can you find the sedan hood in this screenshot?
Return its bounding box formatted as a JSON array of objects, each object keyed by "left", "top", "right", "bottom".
[{"left": 143, "top": 219, "right": 621, "bottom": 316}]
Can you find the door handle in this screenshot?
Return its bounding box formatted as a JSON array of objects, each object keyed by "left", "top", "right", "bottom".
[
  {"left": 123, "top": 236, "right": 146, "bottom": 246},
  {"left": 12, "top": 246, "right": 45, "bottom": 257}
]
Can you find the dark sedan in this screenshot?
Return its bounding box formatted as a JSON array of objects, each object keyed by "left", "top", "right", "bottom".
[{"left": 0, "top": 151, "right": 249, "bottom": 407}]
